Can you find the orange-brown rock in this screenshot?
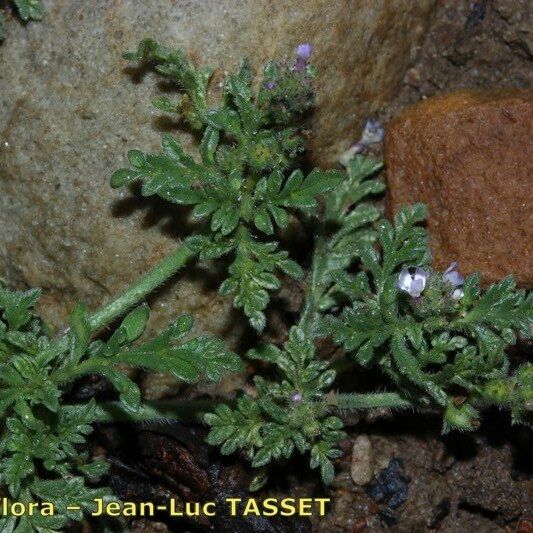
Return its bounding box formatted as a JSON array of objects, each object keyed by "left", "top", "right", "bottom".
[{"left": 385, "top": 90, "right": 533, "bottom": 287}]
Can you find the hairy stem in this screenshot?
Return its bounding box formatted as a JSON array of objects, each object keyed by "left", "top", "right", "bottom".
[
  {"left": 91, "top": 399, "right": 220, "bottom": 423},
  {"left": 328, "top": 392, "right": 413, "bottom": 411},
  {"left": 88, "top": 244, "right": 195, "bottom": 331}
]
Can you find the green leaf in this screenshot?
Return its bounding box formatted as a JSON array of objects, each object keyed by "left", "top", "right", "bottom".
[
  {"left": 127, "top": 148, "right": 145, "bottom": 168},
  {"left": 199, "top": 126, "right": 219, "bottom": 165},
  {"left": 320, "top": 461, "right": 335, "bottom": 484},
  {"left": 344, "top": 154, "right": 384, "bottom": 182},
  {"left": 153, "top": 96, "right": 179, "bottom": 113},
  {"left": 268, "top": 205, "right": 289, "bottom": 229},
  {"left": 95, "top": 367, "right": 141, "bottom": 412},
  {"left": 278, "top": 169, "right": 341, "bottom": 209},
  {"left": 69, "top": 302, "right": 91, "bottom": 364},
  {"left": 205, "top": 108, "right": 241, "bottom": 135},
  {"left": 391, "top": 334, "right": 447, "bottom": 406},
  {"left": 333, "top": 271, "right": 371, "bottom": 300},
  {"left": 211, "top": 204, "right": 240, "bottom": 235},
  {"left": 2, "top": 452, "right": 34, "bottom": 496},
  {"left": 118, "top": 304, "right": 150, "bottom": 343},
  {"left": 78, "top": 460, "right": 109, "bottom": 479},
  {"left": 394, "top": 203, "right": 427, "bottom": 233},
  {"left": 116, "top": 328, "right": 242, "bottom": 384},
  {"left": 465, "top": 276, "right": 532, "bottom": 332},
  {"left": 254, "top": 209, "right": 274, "bottom": 235},
  {"left": 13, "top": 0, "right": 45, "bottom": 22},
  {"left": 0, "top": 286, "right": 41, "bottom": 331},
  {"left": 278, "top": 259, "right": 304, "bottom": 279},
  {"left": 110, "top": 167, "right": 141, "bottom": 188}
]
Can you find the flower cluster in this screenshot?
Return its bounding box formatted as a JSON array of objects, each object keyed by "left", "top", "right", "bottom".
[{"left": 398, "top": 261, "right": 465, "bottom": 300}]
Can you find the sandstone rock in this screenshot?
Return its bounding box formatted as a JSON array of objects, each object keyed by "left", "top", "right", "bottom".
[
  {"left": 385, "top": 90, "right": 533, "bottom": 287},
  {"left": 0, "top": 0, "right": 433, "bottom": 342},
  {"left": 350, "top": 435, "right": 374, "bottom": 486},
  {"left": 141, "top": 372, "right": 183, "bottom": 402}
]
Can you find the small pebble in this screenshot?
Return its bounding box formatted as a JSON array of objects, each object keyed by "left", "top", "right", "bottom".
[
  {"left": 350, "top": 434, "right": 374, "bottom": 486},
  {"left": 366, "top": 458, "right": 410, "bottom": 509}
]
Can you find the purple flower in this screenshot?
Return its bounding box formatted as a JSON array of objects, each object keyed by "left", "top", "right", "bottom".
[
  {"left": 292, "top": 43, "right": 313, "bottom": 71},
  {"left": 341, "top": 119, "right": 384, "bottom": 162},
  {"left": 296, "top": 43, "right": 313, "bottom": 61},
  {"left": 443, "top": 262, "right": 464, "bottom": 287},
  {"left": 360, "top": 118, "right": 384, "bottom": 145},
  {"left": 265, "top": 80, "right": 276, "bottom": 90},
  {"left": 397, "top": 267, "right": 428, "bottom": 298},
  {"left": 291, "top": 392, "right": 303, "bottom": 404},
  {"left": 351, "top": 141, "right": 367, "bottom": 155}
]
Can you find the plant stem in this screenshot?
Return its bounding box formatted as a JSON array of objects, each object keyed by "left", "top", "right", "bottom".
[
  {"left": 51, "top": 357, "right": 111, "bottom": 383},
  {"left": 328, "top": 392, "right": 413, "bottom": 411},
  {"left": 88, "top": 244, "right": 195, "bottom": 332},
  {"left": 91, "top": 399, "right": 220, "bottom": 423}
]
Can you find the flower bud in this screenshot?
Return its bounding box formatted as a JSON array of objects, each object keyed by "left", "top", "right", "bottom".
[
  {"left": 443, "top": 402, "right": 479, "bottom": 433},
  {"left": 480, "top": 379, "right": 510, "bottom": 405}
]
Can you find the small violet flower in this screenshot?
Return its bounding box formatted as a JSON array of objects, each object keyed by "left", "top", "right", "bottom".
[
  {"left": 350, "top": 141, "right": 367, "bottom": 156},
  {"left": 360, "top": 118, "right": 384, "bottom": 145},
  {"left": 443, "top": 262, "right": 464, "bottom": 287},
  {"left": 397, "top": 267, "right": 428, "bottom": 298},
  {"left": 264, "top": 80, "right": 276, "bottom": 90},
  {"left": 341, "top": 118, "right": 384, "bottom": 160},
  {"left": 292, "top": 43, "right": 313, "bottom": 71},
  {"left": 296, "top": 43, "right": 313, "bottom": 61},
  {"left": 443, "top": 262, "right": 464, "bottom": 300},
  {"left": 291, "top": 392, "right": 303, "bottom": 404}
]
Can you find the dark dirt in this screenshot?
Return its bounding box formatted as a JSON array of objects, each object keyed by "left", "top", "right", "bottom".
[
  {"left": 88, "top": 410, "right": 531, "bottom": 533},
  {"left": 312, "top": 411, "right": 532, "bottom": 532},
  {"left": 83, "top": 2, "right": 533, "bottom": 532}
]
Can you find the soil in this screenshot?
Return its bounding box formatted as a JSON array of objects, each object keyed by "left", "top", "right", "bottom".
[
  {"left": 86, "top": 1, "right": 532, "bottom": 531},
  {"left": 314, "top": 412, "right": 532, "bottom": 532}
]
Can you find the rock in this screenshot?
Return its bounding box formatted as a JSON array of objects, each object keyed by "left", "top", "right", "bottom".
[
  {"left": 0, "top": 0, "right": 433, "bottom": 341},
  {"left": 350, "top": 435, "right": 374, "bottom": 486},
  {"left": 366, "top": 457, "right": 410, "bottom": 509},
  {"left": 385, "top": 89, "right": 533, "bottom": 287},
  {"left": 141, "top": 372, "right": 183, "bottom": 402}
]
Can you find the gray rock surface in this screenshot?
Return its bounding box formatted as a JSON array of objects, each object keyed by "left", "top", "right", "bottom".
[{"left": 0, "top": 0, "right": 433, "bottom": 343}]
